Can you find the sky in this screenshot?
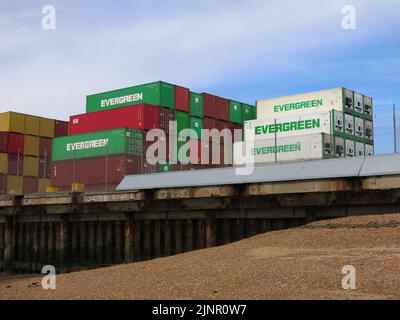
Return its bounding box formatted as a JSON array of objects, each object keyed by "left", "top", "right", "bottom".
[{"left": 0, "top": 0, "right": 399, "bottom": 154}]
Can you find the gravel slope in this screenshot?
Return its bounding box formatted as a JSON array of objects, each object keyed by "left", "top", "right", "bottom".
[{"left": 1, "top": 214, "right": 400, "bottom": 300}]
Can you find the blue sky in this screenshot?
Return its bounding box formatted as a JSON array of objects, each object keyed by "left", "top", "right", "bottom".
[{"left": 0, "top": 0, "right": 399, "bottom": 154}]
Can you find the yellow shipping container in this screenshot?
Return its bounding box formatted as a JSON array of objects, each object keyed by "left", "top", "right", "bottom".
[
  {"left": 71, "top": 183, "right": 85, "bottom": 192},
  {"left": 23, "top": 155, "right": 39, "bottom": 177},
  {"left": 39, "top": 118, "right": 55, "bottom": 138},
  {"left": 0, "top": 153, "right": 8, "bottom": 174},
  {"left": 7, "top": 175, "right": 23, "bottom": 195},
  {"left": 24, "top": 115, "right": 40, "bottom": 136},
  {"left": 24, "top": 135, "right": 40, "bottom": 157},
  {"left": 0, "top": 112, "right": 25, "bottom": 133},
  {"left": 46, "top": 187, "right": 59, "bottom": 193},
  {"left": 38, "top": 178, "right": 51, "bottom": 193}
]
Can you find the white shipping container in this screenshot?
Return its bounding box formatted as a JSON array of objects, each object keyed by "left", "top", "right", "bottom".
[
  {"left": 363, "top": 96, "right": 373, "bottom": 116},
  {"left": 355, "top": 117, "right": 364, "bottom": 138},
  {"left": 354, "top": 92, "right": 363, "bottom": 113},
  {"left": 366, "top": 144, "right": 374, "bottom": 156},
  {"left": 345, "top": 139, "right": 355, "bottom": 157},
  {"left": 233, "top": 133, "right": 334, "bottom": 165},
  {"left": 256, "top": 87, "right": 356, "bottom": 119},
  {"left": 344, "top": 114, "right": 354, "bottom": 136},
  {"left": 356, "top": 142, "right": 365, "bottom": 157},
  {"left": 364, "top": 120, "right": 373, "bottom": 140},
  {"left": 335, "top": 136, "right": 345, "bottom": 158},
  {"left": 244, "top": 110, "right": 343, "bottom": 141}
]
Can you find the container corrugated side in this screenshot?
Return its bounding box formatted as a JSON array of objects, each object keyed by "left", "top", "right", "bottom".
[
  {"left": 24, "top": 115, "right": 40, "bottom": 136},
  {"left": 0, "top": 112, "right": 25, "bottom": 134},
  {"left": 51, "top": 128, "right": 143, "bottom": 162},
  {"left": 244, "top": 110, "right": 344, "bottom": 141},
  {"left": 234, "top": 133, "right": 333, "bottom": 165},
  {"left": 256, "top": 88, "right": 350, "bottom": 119},
  {"left": 86, "top": 81, "right": 175, "bottom": 113}
]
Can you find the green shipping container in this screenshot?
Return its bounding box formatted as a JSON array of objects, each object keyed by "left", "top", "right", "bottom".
[
  {"left": 190, "top": 92, "right": 204, "bottom": 118},
  {"left": 86, "top": 81, "right": 175, "bottom": 113},
  {"left": 159, "top": 162, "right": 174, "bottom": 173},
  {"left": 190, "top": 117, "right": 203, "bottom": 139},
  {"left": 175, "top": 111, "right": 190, "bottom": 142},
  {"left": 52, "top": 128, "right": 143, "bottom": 162},
  {"left": 242, "top": 104, "right": 253, "bottom": 122},
  {"left": 229, "top": 101, "right": 242, "bottom": 124},
  {"left": 251, "top": 106, "right": 257, "bottom": 120}
]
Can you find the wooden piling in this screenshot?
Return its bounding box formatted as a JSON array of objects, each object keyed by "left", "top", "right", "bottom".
[
  {"left": 205, "top": 214, "right": 216, "bottom": 248},
  {"left": 96, "top": 221, "right": 103, "bottom": 265},
  {"left": 124, "top": 215, "right": 134, "bottom": 263},
  {"left": 88, "top": 221, "right": 95, "bottom": 265},
  {"left": 143, "top": 220, "right": 151, "bottom": 260},
  {"left": 4, "top": 217, "right": 15, "bottom": 274},
  {"left": 153, "top": 220, "right": 161, "bottom": 258},
  {"left": 134, "top": 220, "right": 142, "bottom": 262},
  {"left": 115, "top": 221, "right": 122, "bottom": 263},
  {"left": 163, "top": 220, "right": 171, "bottom": 257},
  {"left": 79, "top": 222, "right": 87, "bottom": 265},
  {"left": 184, "top": 220, "right": 193, "bottom": 252},
  {"left": 174, "top": 220, "right": 182, "bottom": 254}
]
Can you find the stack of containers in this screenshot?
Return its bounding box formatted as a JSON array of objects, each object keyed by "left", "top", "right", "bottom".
[
  {"left": 51, "top": 81, "right": 256, "bottom": 191},
  {"left": 0, "top": 111, "right": 68, "bottom": 195},
  {"left": 237, "top": 88, "right": 374, "bottom": 165}
]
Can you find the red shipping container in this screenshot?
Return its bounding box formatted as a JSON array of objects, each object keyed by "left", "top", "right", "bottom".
[
  {"left": 0, "top": 174, "right": 6, "bottom": 194},
  {"left": 23, "top": 177, "right": 38, "bottom": 194},
  {"left": 39, "top": 137, "right": 52, "bottom": 157},
  {"left": 187, "top": 139, "right": 213, "bottom": 165},
  {"left": 215, "top": 96, "right": 230, "bottom": 121},
  {"left": 208, "top": 141, "right": 233, "bottom": 167},
  {"left": 159, "top": 107, "right": 174, "bottom": 135},
  {"left": 7, "top": 133, "right": 24, "bottom": 154},
  {"left": 69, "top": 104, "right": 160, "bottom": 135},
  {"left": 39, "top": 157, "right": 51, "bottom": 179},
  {"left": 142, "top": 159, "right": 158, "bottom": 174},
  {"left": 54, "top": 120, "right": 69, "bottom": 137},
  {"left": 228, "top": 123, "right": 243, "bottom": 142},
  {"left": 175, "top": 86, "right": 190, "bottom": 112},
  {"left": 51, "top": 155, "right": 143, "bottom": 187},
  {"left": 7, "top": 154, "right": 23, "bottom": 175},
  {"left": 203, "top": 93, "right": 217, "bottom": 118},
  {"left": 0, "top": 132, "right": 8, "bottom": 153}
]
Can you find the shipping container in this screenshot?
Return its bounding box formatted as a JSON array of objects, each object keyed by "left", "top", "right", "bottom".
[
  {"left": 39, "top": 137, "right": 52, "bottom": 157},
  {"left": 175, "top": 86, "right": 190, "bottom": 112},
  {"left": 356, "top": 142, "right": 365, "bottom": 157},
  {"left": 335, "top": 136, "right": 345, "bottom": 157},
  {"left": 244, "top": 110, "right": 344, "bottom": 141},
  {"left": 159, "top": 162, "right": 174, "bottom": 173},
  {"left": 363, "top": 96, "right": 373, "bottom": 118},
  {"left": 233, "top": 133, "right": 334, "bottom": 165},
  {"left": 215, "top": 120, "right": 232, "bottom": 144},
  {"left": 0, "top": 132, "right": 8, "bottom": 153},
  {"left": 345, "top": 139, "right": 355, "bottom": 157},
  {"left": 7, "top": 175, "right": 23, "bottom": 195},
  {"left": 24, "top": 115, "right": 40, "bottom": 136},
  {"left": 51, "top": 155, "right": 143, "bottom": 187},
  {"left": 175, "top": 111, "right": 190, "bottom": 142},
  {"left": 190, "top": 92, "right": 204, "bottom": 118},
  {"left": 23, "top": 176, "right": 38, "bottom": 194},
  {"left": 366, "top": 144, "right": 374, "bottom": 157},
  {"left": 364, "top": 120, "right": 373, "bottom": 141},
  {"left": 0, "top": 154, "right": 7, "bottom": 174},
  {"left": 24, "top": 135, "right": 40, "bottom": 157},
  {"left": 86, "top": 81, "right": 175, "bottom": 113},
  {"left": 229, "top": 101, "right": 242, "bottom": 124},
  {"left": 52, "top": 128, "right": 143, "bottom": 162},
  {"left": 215, "top": 96, "right": 230, "bottom": 121},
  {"left": 23, "top": 156, "right": 39, "bottom": 177},
  {"left": 354, "top": 92, "right": 363, "bottom": 114},
  {"left": 39, "top": 117, "right": 55, "bottom": 138},
  {"left": 242, "top": 104, "right": 253, "bottom": 122},
  {"left": 54, "top": 120, "right": 69, "bottom": 137},
  {"left": 69, "top": 104, "right": 160, "bottom": 135},
  {"left": 159, "top": 107, "right": 174, "bottom": 135},
  {"left": 190, "top": 117, "right": 203, "bottom": 140},
  {"left": 355, "top": 117, "right": 364, "bottom": 139},
  {"left": 37, "top": 178, "right": 51, "bottom": 193},
  {"left": 344, "top": 114, "right": 354, "bottom": 136},
  {"left": 256, "top": 87, "right": 371, "bottom": 119},
  {"left": 203, "top": 93, "right": 216, "bottom": 118},
  {"left": 0, "top": 174, "right": 6, "bottom": 194},
  {"left": 7, "top": 154, "right": 23, "bottom": 176},
  {"left": 143, "top": 132, "right": 169, "bottom": 161},
  {"left": 7, "top": 133, "right": 24, "bottom": 154},
  {"left": 39, "top": 157, "right": 51, "bottom": 179},
  {"left": 203, "top": 117, "right": 216, "bottom": 132},
  {"left": 0, "top": 112, "right": 25, "bottom": 134}
]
